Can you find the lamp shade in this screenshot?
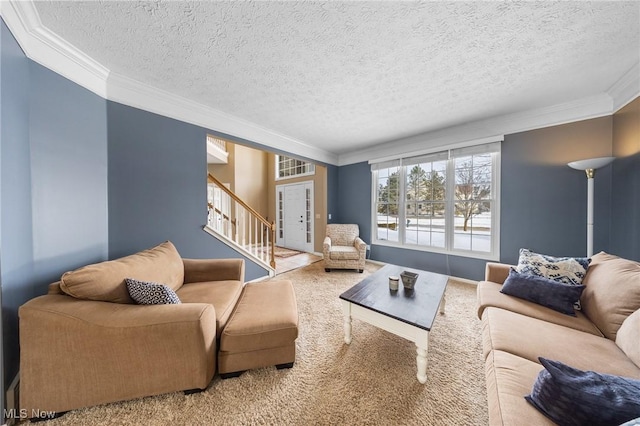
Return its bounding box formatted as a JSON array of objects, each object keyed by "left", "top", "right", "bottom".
[{"left": 568, "top": 156, "right": 615, "bottom": 171}]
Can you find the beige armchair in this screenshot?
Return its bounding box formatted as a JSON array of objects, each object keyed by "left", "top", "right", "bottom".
[{"left": 323, "top": 224, "right": 366, "bottom": 273}]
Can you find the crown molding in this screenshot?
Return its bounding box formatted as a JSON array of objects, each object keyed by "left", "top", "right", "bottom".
[
  {"left": 106, "top": 72, "right": 338, "bottom": 165},
  {"left": 1, "top": 0, "right": 338, "bottom": 165},
  {"left": 607, "top": 62, "right": 640, "bottom": 112},
  {"left": 338, "top": 93, "right": 613, "bottom": 166},
  {"left": 0, "top": 0, "right": 108, "bottom": 98}
]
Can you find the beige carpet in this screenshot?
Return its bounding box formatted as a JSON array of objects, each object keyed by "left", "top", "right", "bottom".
[{"left": 38, "top": 262, "right": 488, "bottom": 425}]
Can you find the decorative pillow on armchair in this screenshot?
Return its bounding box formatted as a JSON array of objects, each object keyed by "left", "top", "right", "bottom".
[
  {"left": 501, "top": 268, "right": 585, "bottom": 315},
  {"left": 126, "top": 278, "right": 181, "bottom": 305},
  {"left": 516, "top": 248, "right": 590, "bottom": 309},
  {"left": 526, "top": 358, "right": 640, "bottom": 426}
]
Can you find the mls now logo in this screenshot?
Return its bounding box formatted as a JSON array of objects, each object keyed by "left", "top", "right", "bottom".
[{"left": 4, "top": 408, "right": 57, "bottom": 420}]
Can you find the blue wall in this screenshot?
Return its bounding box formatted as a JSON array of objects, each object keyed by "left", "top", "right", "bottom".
[
  {"left": 337, "top": 161, "right": 371, "bottom": 231},
  {"left": 29, "top": 62, "right": 109, "bottom": 283},
  {"left": 1, "top": 19, "right": 32, "bottom": 393},
  {"left": 0, "top": 20, "right": 109, "bottom": 391},
  {"left": 326, "top": 164, "right": 339, "bottom": 223},
  {"left": 107, "top": 101, "right": 268, "bottom": 281},
  {"left": 501, "top": 117, "right": 613, "bottom": 265},
  {"left": 610, "top": 152, "right": 640, "bottom": 260},
  {"left": 611, "top": 98, "right": 640, "bottom": 261},
  {"left": 335, "top": 117, "right": 615, "bottom": 281}
]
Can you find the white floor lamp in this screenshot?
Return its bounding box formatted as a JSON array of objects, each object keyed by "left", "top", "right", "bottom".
[{"left": 568, "top": 156, "right": 614, "bottom": 257}]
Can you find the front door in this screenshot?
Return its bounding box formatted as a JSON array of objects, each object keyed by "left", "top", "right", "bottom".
[{"left": 276, "top": 181, "right": 314, "bottom": 252}]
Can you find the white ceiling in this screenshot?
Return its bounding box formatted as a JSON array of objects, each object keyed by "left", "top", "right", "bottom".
[{"left": 29, "top": 1, "right": 640, "bottom": 161}]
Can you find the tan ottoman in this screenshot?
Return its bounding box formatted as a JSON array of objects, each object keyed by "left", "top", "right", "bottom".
[{"left": 218, "top": 280, "right": 298, "bottom": 378}]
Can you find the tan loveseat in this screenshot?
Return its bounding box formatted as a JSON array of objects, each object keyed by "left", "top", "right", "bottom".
[
  {"left": 19, "top": 241, "right": 245, "bottom": 415},
  {"left": 477, "top": 252, "right": 640, "bottom": 425}
]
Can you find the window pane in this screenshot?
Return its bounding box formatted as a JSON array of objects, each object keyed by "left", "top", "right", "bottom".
[
  {"left": 474, "top": 184, "right": 491, "bottom": 199},
  {"left": 276, "top": 155, "right": 315, "bottom": 179},
  {"left": 431, "top": 229, "right": 446, "bottom": 248},
  {"left": 405, "top": 213, "right": 418, "bottom": 245},
  {"left": 471, "top": 215, "right": 492, "bottom": 252},
  {"left": 455, "top": 156, "right": 472, "bottom": 169},
  {"left": 473, "top": 154, "right": 492, "bottom": 167},
  {"left": 454, "top": 229, "right": 472, "bottom": 250}
]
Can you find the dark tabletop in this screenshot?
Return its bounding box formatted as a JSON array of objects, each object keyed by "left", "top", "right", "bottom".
[{"left": 339, "top": 264, "right": 449, "bottom": 331}]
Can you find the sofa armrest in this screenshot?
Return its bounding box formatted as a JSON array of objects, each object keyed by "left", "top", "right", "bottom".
[
  {"left": 183, "top": 258, "right": 244, "bottom": 284},
  {"left": 485, "top": 262, "right": 513, "bottom": 284},
  {"left": 19, "top": 295, "right": 217, "bottom": 413}
]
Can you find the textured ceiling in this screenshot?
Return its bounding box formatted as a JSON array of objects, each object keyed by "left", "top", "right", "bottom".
[{"left": 35, "top": 1, "right": 640, "bottom": 156}]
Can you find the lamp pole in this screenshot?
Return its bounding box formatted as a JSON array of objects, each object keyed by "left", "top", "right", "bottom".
[
  {"left": 568, "top": 157, "right": 614, "bottom": 257},
  {"left": 585, "top": 168, "right": 595, "bottom": 257}
]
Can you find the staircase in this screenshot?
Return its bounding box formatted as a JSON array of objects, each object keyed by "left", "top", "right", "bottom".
[{"left": 204, "top": 173, "right": 276, "bottom": 276}]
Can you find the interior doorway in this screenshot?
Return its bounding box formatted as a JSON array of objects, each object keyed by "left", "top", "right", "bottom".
[{"left": 276, "top": 181, "right": 314, "bottom": 252}]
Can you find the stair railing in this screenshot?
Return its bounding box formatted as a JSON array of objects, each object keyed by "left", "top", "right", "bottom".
[{"left": 207, "top": 173, "right": 276, "bottom": 269}]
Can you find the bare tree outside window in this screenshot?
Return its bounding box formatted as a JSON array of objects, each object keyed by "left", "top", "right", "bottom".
[{"left": 454, "top": 156, "right": 492, "bottom": 232}]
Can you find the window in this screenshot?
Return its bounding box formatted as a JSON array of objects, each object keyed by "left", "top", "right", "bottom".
[
  {"left": 276, "top": 155, "right": 315, "bottom": 179},
  {"left": 371, "top": 141, "right": 500, "bottom": 260}
]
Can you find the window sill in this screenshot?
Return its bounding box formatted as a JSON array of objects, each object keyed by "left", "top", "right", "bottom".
[{"left": 372, "top": 239, "right": 500, "bottom": 262}]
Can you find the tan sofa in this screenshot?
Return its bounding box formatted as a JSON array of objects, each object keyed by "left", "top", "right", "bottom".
[
  {"left": 477, "top": 252, "right": 640, "bottom": 425},
  {"left": 19, "top": 241, "right": 247, "bottom": 415},
  {"left": 323, "top": 224, "right": 366, "bottom": 272}
]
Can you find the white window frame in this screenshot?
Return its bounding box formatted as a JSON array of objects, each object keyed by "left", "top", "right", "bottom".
[
  {"left": 370, "top": 140, "right": 501, "bottom": 261},
  {"left": 275, "top": 155, "right": 315, "bottom": 181}
]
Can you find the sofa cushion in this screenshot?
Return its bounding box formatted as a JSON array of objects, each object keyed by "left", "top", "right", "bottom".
[
  {"left": 125, "top": 278, "right": 181, "bottom": 305},
  {"left": 477, "top": 281, "right": 603, "bottom": 335},
  {"left": 220, "top": 280, "right": 298, "bottom": 353},
  {"left": 482, "top": 307, "right": 640, "bottom": 378},
  {"left": 526, "top": 357, "right": 640, "bottom": 426},
  {"left": 176, "top": 280, "right": 243, "bottom": 338},
  {"left": 501, "top": 268, "right": 584, "bottom": 316},
  {"left": 330, "top": 246, "right": 360, "bottom": 260},
  {"left": 581, "top": 252, "right": 640, "bottom": 340},
  {"left": 516, "top": 248, "right": 590, "bottom": 286},
  {"left": 617, "top": 309, "right": 640, "bottom": 369},
  {"left": 484, "top": 350, "right": 554, "bottom": 426},
  {"left": 60, "top": 241, "right": 184, "bottom": 304}
]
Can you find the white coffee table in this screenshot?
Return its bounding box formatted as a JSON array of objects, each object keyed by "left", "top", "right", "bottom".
[{"left": 339, "top": 264, "right": 448, "bottom": 384}]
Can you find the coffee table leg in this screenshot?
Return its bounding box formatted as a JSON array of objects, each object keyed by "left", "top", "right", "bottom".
[
  {"left": 439, "top": 293, "right": 446, "bottom": 315},
  {"left": 342, "top": 301, "right": 352, "bottom": 344},
  {"left": 416, "top": 337, "right": 429, "bottom": 384}
]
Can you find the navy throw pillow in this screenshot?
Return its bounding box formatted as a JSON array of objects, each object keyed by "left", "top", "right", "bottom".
[
  {"left": 500, "top": 268, "right": 584, "bottom": 316},
  {"left": 526, "top": 358, "right": 640, "bottom": 426},
  {"left": 125, "top": 278, "right": 181, "bottom": 305}
]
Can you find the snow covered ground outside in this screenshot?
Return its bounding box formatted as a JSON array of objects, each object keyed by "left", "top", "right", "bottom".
[{"left": 376, "top": 212, "right": 492, "bottom": 252}]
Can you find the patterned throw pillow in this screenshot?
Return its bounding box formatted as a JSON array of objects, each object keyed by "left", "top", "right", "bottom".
[
  {"left": 125, "top": 278, "right": 181, "bottom": 305},
  {"left": 526, "top": 358, "right": 640, "bottom": 426},
  {"left": 516, "top": 248, "right": 590, "bottom": 310},
  {"left": 517, "top": 248, "right": 590, "bottom": 285},
  {"left": 501, "top": 269, "right": 585, "bottom": 316}
]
